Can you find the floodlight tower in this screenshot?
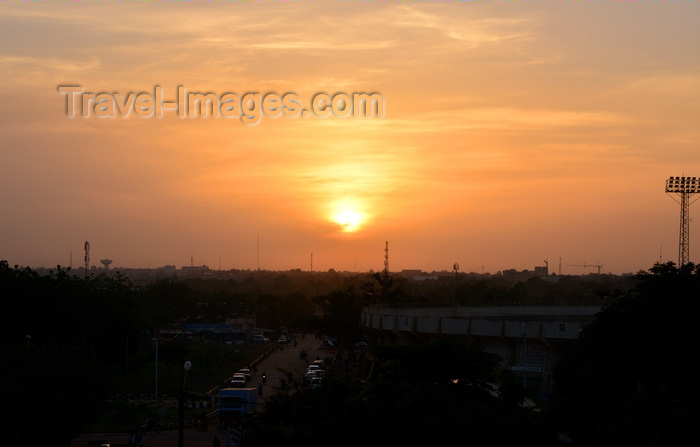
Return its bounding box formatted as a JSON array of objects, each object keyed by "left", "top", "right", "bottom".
[{"left": 665, "top": 176, "right": 700, "bottom": 266}]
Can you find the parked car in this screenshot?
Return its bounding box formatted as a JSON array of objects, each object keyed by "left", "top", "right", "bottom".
[
  {"left": 311, "top": 359, "right": 325, "bottom": 368},
  {"left": 310, "top": 377, "right": 322, "bottom": 389},
  {"left": 231, "top": 373, "right": 246, "bottom": 387},
  {"left": 239, "top": 368, "right": 252, "bottom": 381},
  {"left": 305, "top": 366, "right": 325, "bottom": 382},
  {"left": 252, "top": 334, "right": 269, "bottom": 343}
]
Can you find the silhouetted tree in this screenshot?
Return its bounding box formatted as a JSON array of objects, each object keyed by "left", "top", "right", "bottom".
[
  {"left": 552, "top": 262, "right": 700, "bottom": 446},
  {"left": 247, "top": 339, "right": 558, "bottom": 446},
  {"left": 0, "top": 261, "right": 140, "bottom": 447},
  {"left": 309, "top": 286, "right": 365, "bottom": 344}
]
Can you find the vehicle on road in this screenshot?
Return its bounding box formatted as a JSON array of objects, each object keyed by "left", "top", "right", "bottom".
[
  {"left": 239, "top": 368, "right": 252, "bottom": 382},
  {"left": 231, "top": 373, "right": 246, "bottom": 388},
  {"left": 305, "top": 368, "right": 325, "bottom": 382},
  {"left": 219, "top": 387, "right": 257, "bottom": 421},
  {"left": 311, "top": 359, "right": 325, "bottom": 368},
  {"left": 252, "top": 334, "right": 269, "bottom": 343}
]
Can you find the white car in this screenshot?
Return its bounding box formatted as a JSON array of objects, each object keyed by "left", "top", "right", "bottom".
[
  {"left": 252, "top": 334, "right": 269, "bottom": 343},
  {"left": 231, "top": 373, "right": 246, "bottom": 387}
]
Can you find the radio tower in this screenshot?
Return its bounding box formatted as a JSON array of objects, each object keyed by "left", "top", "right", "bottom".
[
  {"left": 84, "top": 241, "right": 90, "bottom": 278},
  {"left": 665, "top": 176, "right": 700, "bottom": 266},
  {"left": 384, "top": 241, "right": 389, "bottom": 273}
]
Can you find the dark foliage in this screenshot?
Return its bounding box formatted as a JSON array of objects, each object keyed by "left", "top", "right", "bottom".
[
  {"left": 552, "top": 262, "right": 700, "bottom": 446},
  {"left": 0, "top": 261, "right": 141, "bottom": 447},
  {"left": 247, "top": 339, "right": 559, "bottom": 447}
]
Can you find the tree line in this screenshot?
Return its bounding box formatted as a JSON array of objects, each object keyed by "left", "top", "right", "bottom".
[{"left": 2, "top": 260, "right": 698, "bottom": 446}]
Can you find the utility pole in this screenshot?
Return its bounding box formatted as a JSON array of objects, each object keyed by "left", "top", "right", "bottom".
[{"left": 523, "top": 324, "right": 527, "bottom": 389}]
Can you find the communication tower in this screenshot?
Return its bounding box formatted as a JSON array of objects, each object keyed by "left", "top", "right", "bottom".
[
  {"left": 384, "top": 241, "right": 389, "bottom": 273},
  {"left": 84, "top": 241, "right": 90, "bottom": 278},
  {"left": 665, "top": 176, "right": 700, "bottom": 266}
]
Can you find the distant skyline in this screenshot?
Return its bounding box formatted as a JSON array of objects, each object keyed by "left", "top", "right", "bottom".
[{"left": 2, "top": 2, "right": 700, "bottom": 275}]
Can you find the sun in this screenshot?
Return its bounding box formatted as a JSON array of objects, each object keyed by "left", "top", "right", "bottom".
[
  {"left": 327, "top": 198, "right": 369, "bottom": 233},
  {"left": 333, "top": 209, "right": 363, "bottom": 232}
]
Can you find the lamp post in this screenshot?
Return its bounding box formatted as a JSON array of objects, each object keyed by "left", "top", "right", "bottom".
[
  {"left": 178, "top": 360, "right": 192, "bottom": 447},
  {"left": 217, "top": 316, "right": 223, "bottom": 359},
  {"left": 522, "top": 323, "right": 527, "bottom": 389},
  {"left": 453, "top": 263, "right": 459, "bottom": 299},
  {"left": 154, "top": 336, "right": 158, "bottom": 399}
]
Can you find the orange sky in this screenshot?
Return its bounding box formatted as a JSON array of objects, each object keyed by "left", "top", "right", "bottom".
[{"left": 1, "top": 1, "right": 700, "bottom": 275}]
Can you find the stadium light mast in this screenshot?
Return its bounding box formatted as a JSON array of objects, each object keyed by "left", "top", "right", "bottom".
[{"left": 665, "top": 176, "right": 700, "bottom": 266}]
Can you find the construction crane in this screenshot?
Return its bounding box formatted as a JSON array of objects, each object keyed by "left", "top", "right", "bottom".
[{"left": 566, "top": 262, "right": 603, "bottom": 277}]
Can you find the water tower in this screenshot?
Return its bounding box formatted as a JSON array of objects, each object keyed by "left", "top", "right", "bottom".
[{"left": 100, "top": 259, "right": 113, "bottom": 270}]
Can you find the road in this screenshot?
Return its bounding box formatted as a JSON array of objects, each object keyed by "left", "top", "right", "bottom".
[
  {"left": 71, "top": 333, "right": 333, "bottom": 447},
  {"left": 255, "top": 332, "right": 330, "bottom": 405}
]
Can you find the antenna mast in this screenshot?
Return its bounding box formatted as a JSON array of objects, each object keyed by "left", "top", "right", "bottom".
[
  {"left": 84, "top": 241, "right": 90, "bottom": 278},
  {"left": 384, "top": 241, "right": 389, "bottom": 273}
]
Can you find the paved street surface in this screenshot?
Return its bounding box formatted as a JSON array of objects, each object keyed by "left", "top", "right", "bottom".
[
  {"left": 72, "top": 333, "right": 332, "bottom": 447},
  {"left": 256, "top": 332, "right": 330, "bottom": 406}
]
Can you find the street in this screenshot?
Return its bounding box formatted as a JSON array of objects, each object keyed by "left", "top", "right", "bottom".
[{"left": 71, "top": 333, "right": 332, "bottom": 447}]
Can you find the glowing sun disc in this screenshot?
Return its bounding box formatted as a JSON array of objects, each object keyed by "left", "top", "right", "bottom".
[{"left": 333, "top": 209, "right": 363, "bottom": 232}]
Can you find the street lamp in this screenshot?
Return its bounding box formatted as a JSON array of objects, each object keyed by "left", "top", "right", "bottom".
[
  {"left": 453, "top": 263, "right": 459, "bottom": 299},
  {"left": 522, "top": 323, "right": 527, "bottom": 389},
  {"left": 217, "top": 316, "right": 223, "bottom": 359},
  {"left": 178, "top": 360, "right": 192, "bottom": 447},
  {"left": 154, "top": 336, "right": 158, "bottom": 399}
]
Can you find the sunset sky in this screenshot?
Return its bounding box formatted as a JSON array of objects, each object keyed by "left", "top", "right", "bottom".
[{"left": 2, "top": 1, "right": 700, "bottom": 275}]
